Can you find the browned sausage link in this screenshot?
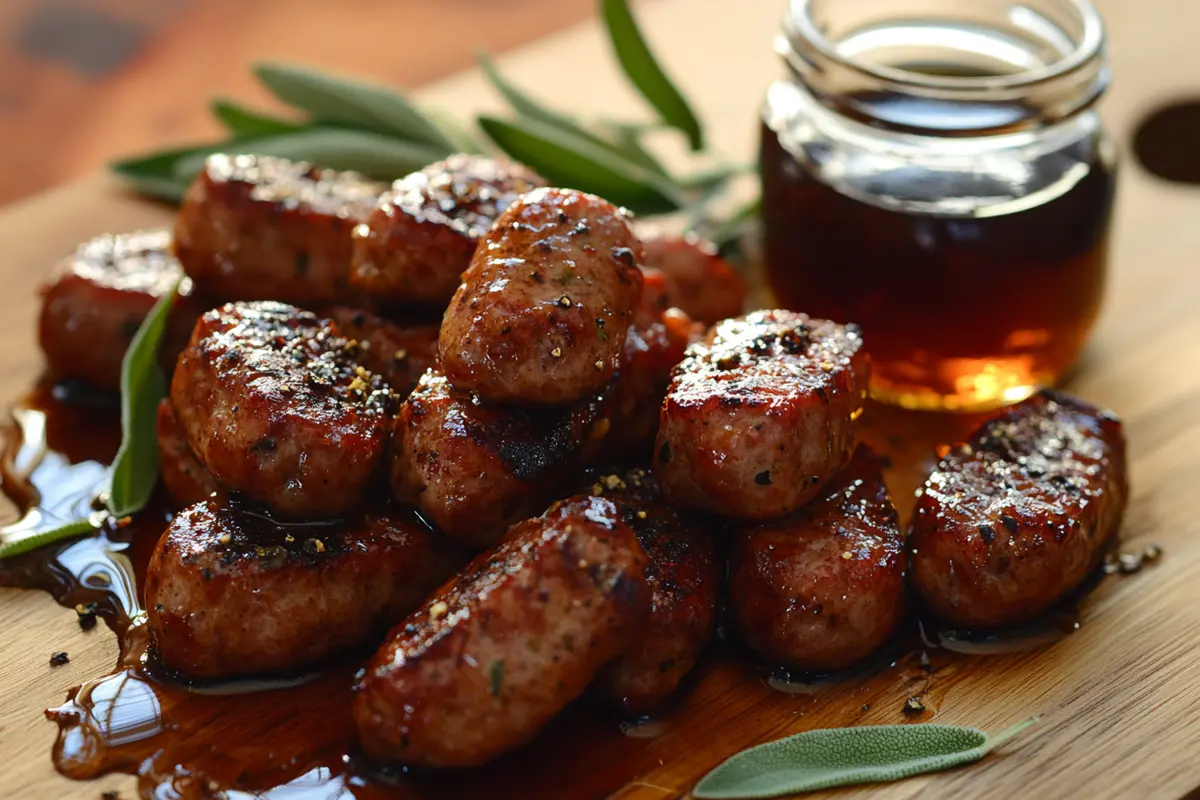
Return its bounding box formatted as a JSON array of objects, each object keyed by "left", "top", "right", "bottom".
[
  {"left": 590, "top": 468, "right": 718, "bottom": 714},
  {"left": 146, "top": 501, "right": 464, "bottom": 679},
  {"left": 353, "top": 495, "right": 649, "bottom": 767},
  {"left": 174, "top": 155, "right": 384, "bottom": 306},
  {"left": 909, "top": 391, "right": 1128, "bottom": 628},
  {"left": 439, "top": 187, "right": 644, "bottom": 405},
  {"left": 171, "top": 302, "right": 395, "bottom": 519},
  {"left": 38, "top": 229, "right": 202, "bottom": 391},
  {"left": 730, "top": 445, "right": 905, "bottom": 672},
  {"left": 350, "top": 155, "right": 546, "bottom": 305},
  {"left": 390, "top": 369, "right": 613, "bottom": 547},
  {"left": 156, "top": 399, "right": 220, "bottom": 509},
  {"left": 640, "top": 233, "right": 747, "bottom": 324},
  {"left": 323, "top": 306, "right": 439, "bottom": 399},
  {"left": 600, "top": 268, "right": 699, "bottom": 460},
  {"left": 655, "top": 310, "right": 869, "bottom": 521}
]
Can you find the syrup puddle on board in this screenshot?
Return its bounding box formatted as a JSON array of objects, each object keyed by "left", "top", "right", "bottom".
[{"left": 0, "top": 382, "right": 1155, "bottom": 799}]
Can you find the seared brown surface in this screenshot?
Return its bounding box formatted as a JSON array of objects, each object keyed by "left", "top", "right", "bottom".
[
  {"left": 170, "top": 301, "right": 394, "bottom": 519},
  {"left": 439, "top": 187, "right": 643, "bottom": 404},
  {"left": 390, "top": 369, "right": 611, "bottom": 547},
  {"left": 174, "top": 155, "right": 384, "bottom": 306},
  {"left": 731, "top": 445, "right": 905, "bottom": 672},
  {"left": 640, "top": 233, "right": 746, "bottom": 324},
  {"left": 909, "top": 391, "right": 1129, "bottom": 628},
  {"left": 353, "top": 494, "right": 649, "bottom": 768},
  {"left": 350, "top": 155, "right": 546, "bottom": 305},
  {"left": 591, "top": 468, "right": 719, "bottom": 714},
  {"left": 655, "top": 310, "right": 869, "bottom": 521},
  {"left": 323, "top": 306, "right": 439, "bottom": 400},
  {"left": 155, "top": 398, "right": 219, "bottom": 509},
  {"left": 146, "top": 501, "right": 463, "bottom": 679},
  {"left": 37, "top": 229, "right": 201, "bottom": 391}
]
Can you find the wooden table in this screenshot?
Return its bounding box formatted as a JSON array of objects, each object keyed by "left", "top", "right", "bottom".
[
  {"left": 1, "top": 0, "right": 1199, "bottom": 797},
  {"left": 0, "top": 0, "right": 593, "bottom": 206}
]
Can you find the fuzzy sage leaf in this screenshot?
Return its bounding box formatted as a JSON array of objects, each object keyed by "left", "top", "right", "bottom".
[
  {"left": 600, "top": 0, "right": 703, "bottom": 150},
  {"left": 211, "top": 99, "right": 303, "bottom": 137},
  {"left": 111, "top": 143, "right": 230, "bottom": 202},
  {"left": 693, "top": 718, "right": 1039, "bottom": 799},
  {"left": 108, "top": 278, "right": 183, "bottom": 519}
]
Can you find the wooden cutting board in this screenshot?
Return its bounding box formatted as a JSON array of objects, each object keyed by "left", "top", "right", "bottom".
[{"left": 2, "top": 0, "right": 1199, "bottom": 798}]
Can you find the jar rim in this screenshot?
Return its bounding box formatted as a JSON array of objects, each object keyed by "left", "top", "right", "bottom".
[{"left": 784, "top": 0, "right": 1106, "bottom": 93}]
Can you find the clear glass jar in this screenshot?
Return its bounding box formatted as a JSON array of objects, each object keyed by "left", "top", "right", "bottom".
[{"left": 760, "top": 0, "right": 1117, "bottom": 412}]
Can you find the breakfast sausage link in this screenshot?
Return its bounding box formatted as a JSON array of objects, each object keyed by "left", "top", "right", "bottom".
[
  {"left": 655, "top": 310, "right": 869, "bottom": 521},
  {"left": 909, "top": 390, "right": 1129, "bottom": 628},
  {"left": 731, "top": 445, "right": 905, "bottom": 672},
  {"left": 354, "top": 494, "right": 649, "bottom": 768},
  {"left": 439, "top": 187, "right": 644, "bottom": 405}
]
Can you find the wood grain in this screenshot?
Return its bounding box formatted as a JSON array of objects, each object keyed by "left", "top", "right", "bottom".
[
  {"left": 2, "top": 0, "right": 1200, "bottom": 797},
  {"left": 0, "top": 0, "right": 594, "bottom": 206}
]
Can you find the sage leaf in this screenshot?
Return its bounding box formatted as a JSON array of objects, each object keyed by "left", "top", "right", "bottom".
[
  {"left": 477, "top": 52, "right": 576, "bottom": 129},
  {"left": 211, "top": 99, "right": 303, "bottom": 137},
  {"left": 478, "top": 115, "right": 682, "bottom": 214},
  {"left": 254, "top": 62, "right": 455, "bottom": 152},
  {"left": 423, "top": 107, "right": 486, "bottom": 155},
  {"left": 110, "top": 143, "right": 225, "bottom": 202},
  {"left": 171, "top": 129, "right": 446, "bottom": 183},
  {"left": 600, "top": 0, "right": 703, "bottom": 150},
  {"left": 693, "top": 718, "right": 1039, "bottom": 799},
  {"left": 108, "top": 279, "right": 182, "bottom": 519},
  {"left": 0, "top": 519, "right": 98, "bottom": 560}
]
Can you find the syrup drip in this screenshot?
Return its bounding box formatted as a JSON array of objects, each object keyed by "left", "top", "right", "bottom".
[{"left": 0, "top": 384, "right": 1147, "bottom": 798}]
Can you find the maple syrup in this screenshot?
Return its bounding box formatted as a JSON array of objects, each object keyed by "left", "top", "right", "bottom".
[{"left": 761, "top": 0, "right": 1116, "bottom": 411}]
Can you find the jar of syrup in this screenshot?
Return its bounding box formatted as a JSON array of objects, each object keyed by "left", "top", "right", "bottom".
[{"left": 761, "top": 0, "right": 1116, "bottom": 411}]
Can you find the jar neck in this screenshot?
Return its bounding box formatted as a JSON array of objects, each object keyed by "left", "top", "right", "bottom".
[{"left": 778, "top": 0, "right": 1109, "bottom": 136}]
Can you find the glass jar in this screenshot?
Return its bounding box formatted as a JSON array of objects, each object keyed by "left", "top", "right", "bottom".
[{"left": 760, "top": 0, "right": 1116, "bottom": 412}]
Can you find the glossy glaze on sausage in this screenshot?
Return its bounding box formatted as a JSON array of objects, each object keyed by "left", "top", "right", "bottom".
[
  {"left": 640, "top": 232, "right": 746, "bottom": 324},
  {"left": 353, "top": 495, "right": 649, "bottom": 767},
  {"left": 323, "top": 306, "right": 439, "bottom": 399},
  {"left": 909, "top": 391, "right": 1128, "bottom": 628}
]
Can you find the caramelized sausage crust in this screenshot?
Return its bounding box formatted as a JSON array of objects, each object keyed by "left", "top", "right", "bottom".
[
  {"left": 390, "top": 370, "right": 612, "bottom": 547},
  {"left": 350, "top": 155, "right": 546, "bottom": 305},
  {"left": 171, "top": 302, "right": 395, "bottom": 519},
  {"left": 909, "top": 391, "right": 1128, "bottom": 628},
  {"left": 146, "top": 501, "right": 463, "bottom": 679},
  {"left": 640, "top": 233, "right": 746, "bottom": 324},
  {"left": 323, "top": 306, "right": 439, "bottom": 399},
  {"left": 174, "top": 154, "right": 383, "bottom": 306},
  {"left": 655, "top": 310, "right": 869, "bottom": 521},
  {"left": 439, "top": 187, "right": 644, "bottom": 404},
  {"left": 731, "top": 445, "right": 905, "bottom": 671},
  {"left": 353, "top": 495, "right": 649, "bottom": 767}
]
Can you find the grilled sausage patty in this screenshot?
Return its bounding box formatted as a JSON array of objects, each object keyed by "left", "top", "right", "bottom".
[
  {"left": 655, "top": 310, "right": 869, "bottom": 521},
  {"left": 390, "top": 369, "right": 612, "bottom": 547},
  {"left": 171, "top": 302, "right": 395, "bottom": 519},
  {"left": 591, "top": 468, "right": 718, "bottom": 714},
  {"left": 909, "top": 391, "right": 1129, "bottom": 628},
  {"left": 350, "top": 155, "right": 546, "bottom": 306},
  {"left": 38, "top": 229, "right": 200, "bottom": 391},
  {"left": 174, "top": 154, "right": 383, "bottom": 306},
  {"left": 156, "top": 399, "right": 220, "bottom": 509},
  {"left": 354, "top": 495, "right": 649, "bottom": 767},
  {"left": 640, "top": 233, "right": 746, "bottom": 324},
  {"left": 730, "top": 445, "right": 905, "bottom": 671},
  {"left": 146, "top": 500, "right": 463, "bottom": 679},
  {"left": 439, "top": 187, "right": 643, "bottom": 405},
  {"left": 323, "top": 306, "right": 439, "bottom": 399}
]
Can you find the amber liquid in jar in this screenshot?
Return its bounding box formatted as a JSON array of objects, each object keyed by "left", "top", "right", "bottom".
[{"left": 762, "top": 119, "right": 1116, "bottom": 411}]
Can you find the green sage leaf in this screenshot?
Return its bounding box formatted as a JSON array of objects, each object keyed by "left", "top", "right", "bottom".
[
  {"left": 0, "top": 519, "right": 99, "bottom": 560},
  {"left": 108, "top": 279, "right": 182, "bottom": 518},
  {"left": 423, "top": 107, "right": 486, "bottom": 155},
  {"left": 171, "top": 129, "right": 446, "bottom": 183},
  {"left": 254, "top": 62, "right": 454, "bottom": 152},
  {"left": 211, "top": 99, "right": 303, "bottom": 137},
  {"left": 110, "top": 143, "right": 226, "bottom": 202},
  {"left": 693, "top": 718, "right": 1038, "bottom": 799},
  {"left": 600, "top": 0, "right": 703, "bottom": 150},
  {"left": 478, "top": 115, "right": 682, "bottom": 214},
  {"left": 478, "top": 54, "right": 671, "bottom": 178}
]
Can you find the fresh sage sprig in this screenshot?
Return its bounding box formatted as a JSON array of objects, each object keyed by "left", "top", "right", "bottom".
[
  {"left": 0, "top": 281, "right": 181, "bottom": 559},
  {"left": 693, "top": 718, "right": 1039, "bottom": 799},
  {"left": 108, "top": 0, "right": 752, "bottom": 240}
]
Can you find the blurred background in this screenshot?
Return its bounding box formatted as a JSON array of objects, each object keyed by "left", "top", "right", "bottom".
[{"left": 0, "top": 0, "right": 596, "bottom": 206}]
